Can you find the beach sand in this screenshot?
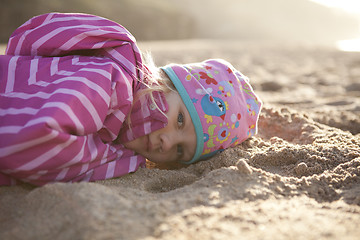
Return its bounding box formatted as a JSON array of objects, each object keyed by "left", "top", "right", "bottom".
[{"left": 0, "top": 40, "right": 359, "bottom": 240}]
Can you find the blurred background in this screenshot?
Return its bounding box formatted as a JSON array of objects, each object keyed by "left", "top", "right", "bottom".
[{"left": 1, "top": 0, "right": 360, "bottom": 51}]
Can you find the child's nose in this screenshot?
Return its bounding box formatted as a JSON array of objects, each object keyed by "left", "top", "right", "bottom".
[{"left": 160, "top": 131, "right": 179, "bottom": 152}]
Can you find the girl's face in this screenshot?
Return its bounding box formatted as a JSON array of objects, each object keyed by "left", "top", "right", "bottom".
[{"left": 124, "top": 91, "right": 197, "bottom": 164}]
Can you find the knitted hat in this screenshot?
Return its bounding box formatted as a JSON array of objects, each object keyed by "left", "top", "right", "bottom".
[{"left": 161, "top": 59, "right": 262, "bottom": 164}]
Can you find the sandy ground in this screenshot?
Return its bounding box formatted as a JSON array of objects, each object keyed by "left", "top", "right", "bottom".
[{"left": 0, "top": 40, "right": 359, "bottom": 240}]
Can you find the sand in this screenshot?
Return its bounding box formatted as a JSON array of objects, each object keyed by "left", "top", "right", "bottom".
[{"left": 0, "top": 40, "right": 359, "bottom": 240}]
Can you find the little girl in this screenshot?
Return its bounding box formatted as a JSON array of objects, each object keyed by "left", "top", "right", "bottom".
[{"left": 0, "top": 13, "right": 262, "bottom": 186}]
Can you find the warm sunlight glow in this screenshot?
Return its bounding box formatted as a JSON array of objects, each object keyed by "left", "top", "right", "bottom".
[
  {"left": 310, "top": 0, "right": 360, "bottom": 51},
  {"left": 310, "top": 0, "right": 360, "bottom": 15},
  {"left": 336, "top": 38, "right": 360, "bottom": 52}
]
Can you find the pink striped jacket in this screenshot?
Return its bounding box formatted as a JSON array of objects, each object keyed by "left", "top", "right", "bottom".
[{"left": 0, "top": 13, "right": 168, "bottom": 186}]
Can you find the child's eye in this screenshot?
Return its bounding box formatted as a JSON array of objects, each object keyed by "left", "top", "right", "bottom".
[
  {"left": 177, "top": 112, "right": 184, "bottom": 127},
  {"left": 177, "top": 144, "right": 183, "bottom": 156}
]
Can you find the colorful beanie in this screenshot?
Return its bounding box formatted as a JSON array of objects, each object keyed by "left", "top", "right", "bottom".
[{"left": 161, "top": 59, "right": 262, "bottom": 164}]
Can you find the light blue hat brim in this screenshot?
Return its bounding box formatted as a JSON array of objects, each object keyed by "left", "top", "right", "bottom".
[{"left": 161, "top": 66, "right": 204, "bottom": 164}]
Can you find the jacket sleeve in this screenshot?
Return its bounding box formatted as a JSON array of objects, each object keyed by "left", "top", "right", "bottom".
[
  {"left": 0, "top": 13, "right": 146, "bottom": 186},
  {"left": 0, "top": 140, "right": 146, "bottom": 186},
  {"left": 0, "top": 56, "right": 144, "bottom": 186},
  {"left": 5, "top": 12, "right": 144, "bottom": 82}
]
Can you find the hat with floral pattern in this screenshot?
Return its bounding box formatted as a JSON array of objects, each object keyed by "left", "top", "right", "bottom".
[{"left": 161, "top": 59, "right": 262, "bottom": 164}]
